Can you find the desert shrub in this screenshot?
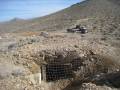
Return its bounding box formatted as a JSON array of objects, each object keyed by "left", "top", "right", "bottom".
[{"left": 73, "top": 54, "right": 120, "bottom": 82}]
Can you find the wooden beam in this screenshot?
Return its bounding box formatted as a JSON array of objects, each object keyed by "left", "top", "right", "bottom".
[{"left": 41, "top": 64, "right": 46, "bottom": 81}]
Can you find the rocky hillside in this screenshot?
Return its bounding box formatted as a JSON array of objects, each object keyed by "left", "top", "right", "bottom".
[
  {"left": 0, "top": 31, "right": 120, "bottom": 90},
  {"left": 0, "top": 0, "right": 120, "bottom": 34},
  {"left": 0, "top": 0, "right": 120, "bottom": 89}
]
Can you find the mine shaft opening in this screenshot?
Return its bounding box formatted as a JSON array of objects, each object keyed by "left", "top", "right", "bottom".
[
  {"left": 41, "top": 58, "right": 82, "bottom": 82},
  {"left": 37, "top": 50, "right": 120, "bottom": 90},
  {"left": 41, "top": 64, "right": 74, "bottom": 82},
  {"left": 40, "top": 50, "right": 107, "bottom": 83},
  {"left": 40, "top": 51, "right": 84, "bottom": 82}
]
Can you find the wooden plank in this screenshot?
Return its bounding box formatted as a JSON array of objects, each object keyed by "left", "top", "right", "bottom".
[{"left": 41, "top": 65, "right": 46, "bottom": 81}]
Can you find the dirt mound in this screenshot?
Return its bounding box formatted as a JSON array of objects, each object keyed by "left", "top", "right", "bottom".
[{"left": 8, "top": 33, "right": 119, "bottom": 90}]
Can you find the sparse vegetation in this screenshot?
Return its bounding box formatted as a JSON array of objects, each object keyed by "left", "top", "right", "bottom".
[{"left": 0, "top": 0, "right": 120, "bottom": 90}]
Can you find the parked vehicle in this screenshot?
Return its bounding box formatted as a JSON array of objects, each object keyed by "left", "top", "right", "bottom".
[{"left": 67, "top": 25, "right": 87, "bottom": 34}]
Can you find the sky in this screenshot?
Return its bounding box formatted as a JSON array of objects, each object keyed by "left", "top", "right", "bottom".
[{"left": 0, "top": 0, "right": 84, "bottom": 22}]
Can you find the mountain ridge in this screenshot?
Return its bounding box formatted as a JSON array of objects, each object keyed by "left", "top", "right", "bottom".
[{"left": 0, "top": 0, "right": 120, "bottom": 33}]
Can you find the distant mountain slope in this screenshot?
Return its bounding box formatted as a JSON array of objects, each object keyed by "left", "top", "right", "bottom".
[{"left": 0, "top": 0, "right": 120, "bottom": 34}]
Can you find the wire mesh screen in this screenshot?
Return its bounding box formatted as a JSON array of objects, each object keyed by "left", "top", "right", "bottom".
[{"left": 42, "top": 64, "right": 74, "bottom": 82}]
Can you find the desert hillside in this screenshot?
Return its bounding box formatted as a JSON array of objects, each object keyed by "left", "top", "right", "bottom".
[
  {"left": 0, "top": 0, "right": 120, "bottom": 90},
  {"left": 0, "top": 0, "right": 120, "bottom": 33},
  {"left": 0, "top": 0, "right": 120, "bottom": 47}
]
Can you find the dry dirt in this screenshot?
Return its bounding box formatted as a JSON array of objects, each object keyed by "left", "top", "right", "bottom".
[{"left": 0, "top": 31, "right": 120, "bottom": 90}]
